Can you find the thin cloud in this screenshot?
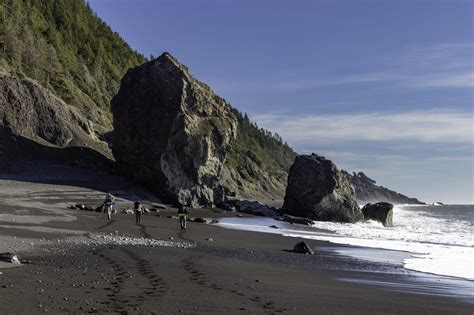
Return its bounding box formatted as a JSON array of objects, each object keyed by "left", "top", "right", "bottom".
[
  {"left": 252, "top": 110, "right": 474, "bottom": 144},
  {"left": 409, "top": 72, "right": 474, "bottom": 88},
  {"left": 209, "top": 42, "right": 473, "bottom": 93}
]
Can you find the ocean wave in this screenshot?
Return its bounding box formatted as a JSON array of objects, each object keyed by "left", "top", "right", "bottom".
[{"left": 218, "top": 204, "right": 474, "bottom": 280}]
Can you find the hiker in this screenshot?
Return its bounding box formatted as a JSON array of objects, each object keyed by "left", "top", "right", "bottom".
[
  {"left": 103, "top": 193, "right": 115, "bottom": 220},
  {"left": 177, "top": 204, "right": 188, "bottom": 231},
  {"left": 134, "top": 200, "right": 144, "bottom": 224}
]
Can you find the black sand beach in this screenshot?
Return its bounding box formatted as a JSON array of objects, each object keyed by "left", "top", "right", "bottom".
[{"left": 0, "top": 163, "right": 472, "bottom": 314}]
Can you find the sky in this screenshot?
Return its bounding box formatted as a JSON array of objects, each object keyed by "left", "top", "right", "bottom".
[{"left": 89, "top": 0, "right": 473, "bottom": 204}]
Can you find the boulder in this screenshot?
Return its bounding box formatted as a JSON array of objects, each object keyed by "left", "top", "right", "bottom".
[
  {"left": 283, "top": 154, "right": 363, "bottom": 223},
  {"left": 361, "top": 202, "right": 393, "bottom": 227},
  {"left": 75, "top": 204, "right": 86, "bottom": 210},
  {"left": 121, "top": 208, "right": 134, "bottom": 215},
  {"left": 112, "top": 53, "right": 237, "bottom": 208},
  {"left": 293, "top": 242, "right": 314, "bottom": 255},
  {"left": 221, "top": 199, "right": 277, "bottom": 217},
  {"left": 94, "top": 206, "right": 103, "bottom": 212},
  {"left": 275, "top": 214, "right": 314, "bottom": 226},
  {"left": 191, "top": 217, "right": 207, "bottom": 223},
  {"left": 218, "top": 201, "right": 237, "bottom": 212},
  {"left": 0, "top": 253, "right": 21, "bottom": 264}
]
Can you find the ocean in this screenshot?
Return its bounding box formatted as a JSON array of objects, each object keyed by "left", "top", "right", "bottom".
[{"left": 217, "top": 204, "right": 474, "bottom": 281}]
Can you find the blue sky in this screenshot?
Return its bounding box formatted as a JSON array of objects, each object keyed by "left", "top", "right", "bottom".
[{"left": 89, "top": 0, "right": 473, "bottom": 204}]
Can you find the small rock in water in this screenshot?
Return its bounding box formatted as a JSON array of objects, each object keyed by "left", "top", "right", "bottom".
[{"left": 206, "top": 238, "right": 214, "bottom": 242}]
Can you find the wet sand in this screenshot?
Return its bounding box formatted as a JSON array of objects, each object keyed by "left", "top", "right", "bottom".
[{"left": 0, "top": 163, "right": 472, "bottom": 314}]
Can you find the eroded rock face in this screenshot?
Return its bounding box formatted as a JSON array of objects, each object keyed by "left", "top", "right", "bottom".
[
  {"left": 0, "top": 75, "right": 112, "bottom": 167},
  {"left": 112, "top": 53, "right": 237, "bottom": 207},
  {"left": 0, "top": 75, "right": 98, "bottom": 147},
  {"left": 361, "top": 202, "right": 393, "bottom": 227},
  {"left": 283, "top": 154, "right": 363, "bottom": 223}
]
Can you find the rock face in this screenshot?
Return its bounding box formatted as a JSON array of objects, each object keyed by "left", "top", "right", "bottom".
[
  {"left": 283, "top": 154, "right": 363, "bottom": 223},
  {"left": 112, "top": 53, "right": 238, "bottom": 207},
  {"left": 0, "top": 75, "right": 112, "bottom": 168},
  {"left": 361, "top": 202, "right": 393, "bottom": 227},
  {"left": 342, "top": 171, "right": 424, "bottom": 205}
]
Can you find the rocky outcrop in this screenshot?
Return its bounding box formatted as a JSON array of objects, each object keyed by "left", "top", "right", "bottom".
[
  {"left": 0, "top": 74, "right": 112, "bottom": 168},
  {"left": 275, "top": 214, "right": 314, "bottom": 226},
  {"left": 342, "top": 171, "right": 424, "bottom": 205},
  {"left": 220, "top": 199, "right": 277, "bottom": 217},
  {"left": 361, "top": 202, "right": 393, "bottom": 227},
  {"left": 283, "top": 154, "right": 363, "bottom": 223},
  {"left": 112, "top": 53, "right": 237, "bottom": 207}
]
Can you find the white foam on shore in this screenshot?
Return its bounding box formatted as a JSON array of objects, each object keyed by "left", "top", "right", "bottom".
[{"left": 218, "top": 205, "right": 474, "bottom": 281}]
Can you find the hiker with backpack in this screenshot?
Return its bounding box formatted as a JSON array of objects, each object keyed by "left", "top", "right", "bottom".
[{"left": 177, "top": 204, "right": 188, "bottom": 231}]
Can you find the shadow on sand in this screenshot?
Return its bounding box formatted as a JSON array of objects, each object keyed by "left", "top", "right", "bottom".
[{"left": 0, "top": 133, "right": 160, "bottom": 203}]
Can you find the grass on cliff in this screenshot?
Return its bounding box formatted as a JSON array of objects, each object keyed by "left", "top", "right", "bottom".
[
  {"left": 0, "top": 0, "right": 145, "bottom": 129},
  {"left": 227, "top": 107, "right": 297, "bottom": 182}
]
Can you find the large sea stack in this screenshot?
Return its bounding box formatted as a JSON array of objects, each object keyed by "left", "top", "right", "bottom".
[
  {"left": 283, "top": 154, "right": 363, "bottom": 222},
  {"left": 112, "top": 53, "right": 238, "bottom": 207}
]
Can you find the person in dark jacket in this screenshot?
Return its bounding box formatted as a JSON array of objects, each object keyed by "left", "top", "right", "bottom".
[
  {"left": 134, "top": 201, "right": 144, "bottom": 224},
  {"left": 177, "top": 204, "right": 188, "bottom": 230}
]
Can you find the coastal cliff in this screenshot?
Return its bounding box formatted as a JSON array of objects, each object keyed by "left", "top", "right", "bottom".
[
  {"left": 342, "top": 171, "right": 424, "bottom": 205},
  {"left": 0, "top": 0, "right": 422, "bottom": 208}
]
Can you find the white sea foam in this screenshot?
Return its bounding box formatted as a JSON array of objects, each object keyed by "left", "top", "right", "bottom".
[{"left": 218, "top": 205, "right": 474, "bottom": 281}]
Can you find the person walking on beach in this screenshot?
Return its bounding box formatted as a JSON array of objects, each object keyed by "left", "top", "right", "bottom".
[
  {"left": 103, "top": 193, "right": 115, "bottom": 220},
  {"left": 177, "top": 204, "right": 188, "bottom": 231},
  {"left": 134, "top": 200, "right": 144, "bottom": 224}
]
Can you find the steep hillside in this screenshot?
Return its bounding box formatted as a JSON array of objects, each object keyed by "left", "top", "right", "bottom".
[
  {"left": 0, "top": 0, "right": 145, "bottom": 132},
  {"left": 0, "top": 74, "right": 113, "bottom": 169},
  {"left": 222, "top": 109, "right": 297, "bottom": 200},
  {"left": 342, "top": 171, "right": 424, "bottom": 205}
]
